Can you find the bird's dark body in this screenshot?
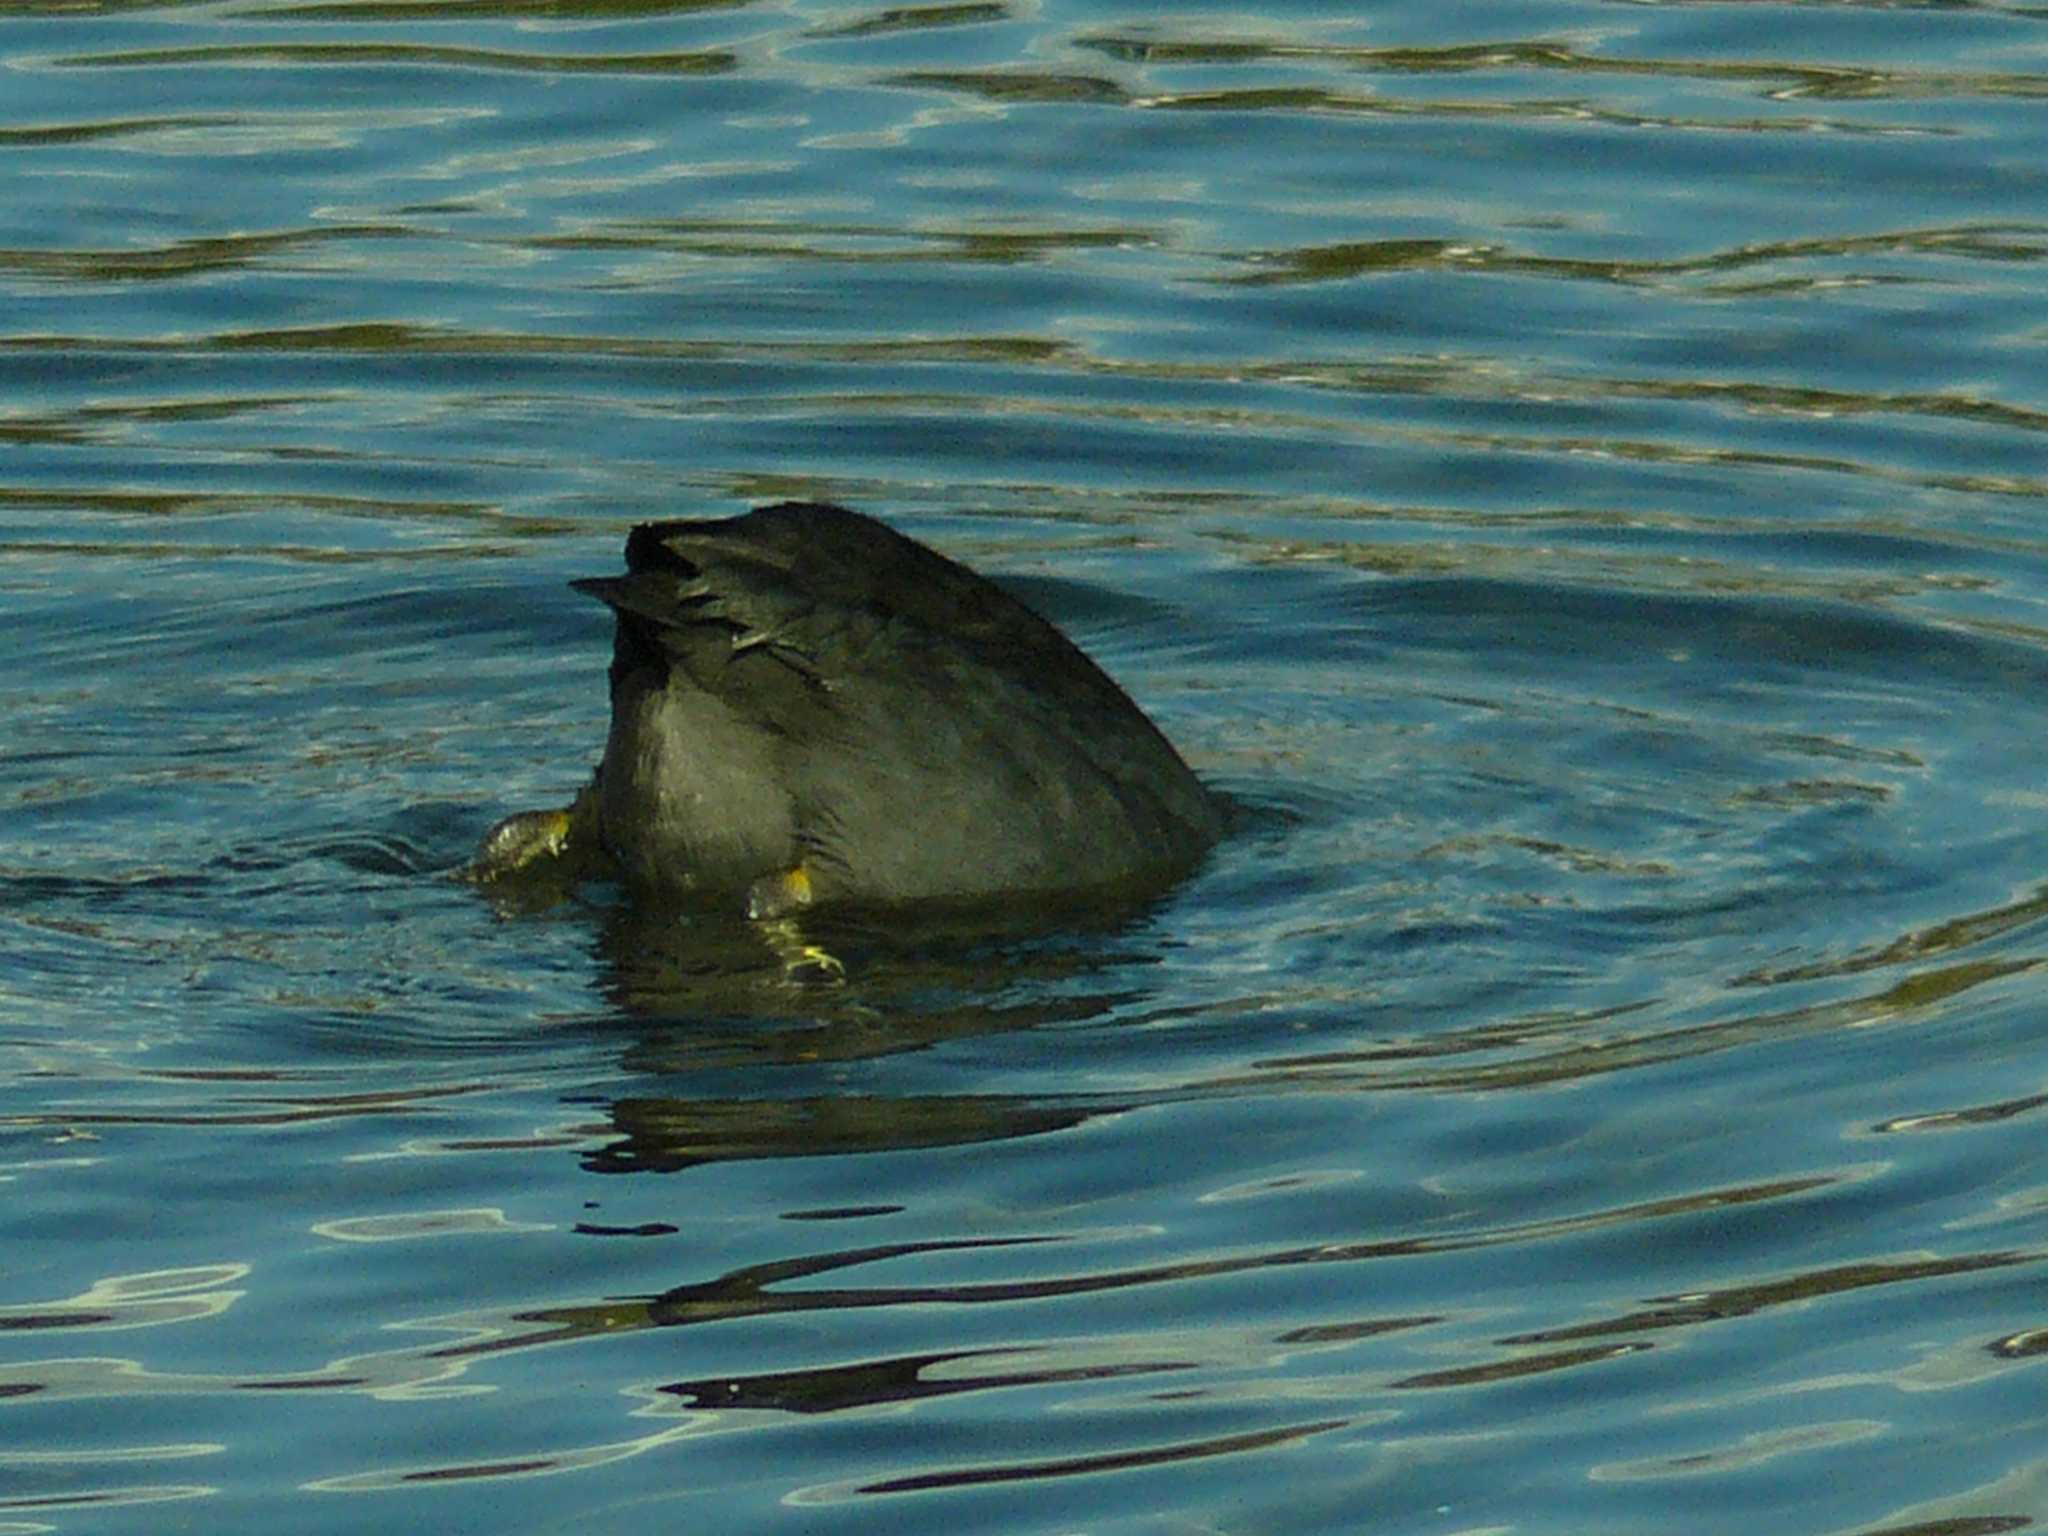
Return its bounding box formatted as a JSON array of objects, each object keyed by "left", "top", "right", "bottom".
[{"left": 481, "top": 501, "right": 1220, "bottom": 912}]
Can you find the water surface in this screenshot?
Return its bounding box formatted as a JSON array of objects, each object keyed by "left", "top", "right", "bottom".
[{"left": 4, "top": 2, "right": 2048, "bottom": 1532}]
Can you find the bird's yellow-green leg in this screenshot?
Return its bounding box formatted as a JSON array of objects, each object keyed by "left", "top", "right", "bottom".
[
  {"left": 745, "top": 862, "right": 815, "bottom": 920},
  {"left": 465, "top": 783, "right": 601, "bottom": 884},
  {"left": 746, "top": 863, "right": 844, "bottom": 982},
  {"left": 469, "top": 808, "right": 573, "bottom": 879}
]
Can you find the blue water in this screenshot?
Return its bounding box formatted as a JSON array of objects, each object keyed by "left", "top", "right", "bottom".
[{"left": 4, "top": 2, "right": 2048, "bottom": 1532}]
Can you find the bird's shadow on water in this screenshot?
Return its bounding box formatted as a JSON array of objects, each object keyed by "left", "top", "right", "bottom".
[
  {"left": 410, "top": 764, "right": 1242, "bottom": 1008},
  {"left": 503, "top": 873, "right": 1214, "bottom": 1174},
  {"left": 420, "top": 749, "right": 1269, "bottom": 1011},
  {"left": 587, "top": 874, "right": 1200, "bottom": 1026}
]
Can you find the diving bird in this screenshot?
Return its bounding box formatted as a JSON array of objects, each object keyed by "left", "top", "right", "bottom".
[{"left": 472, "top": 501, "right": 1220, "bottom": 915}]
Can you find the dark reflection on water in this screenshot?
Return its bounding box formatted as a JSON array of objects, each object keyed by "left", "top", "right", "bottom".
[
  {"left": 847, "top": 1417, "right": 1351, "bottom": 1495},
  {"left": 52, "top": 41, "right": 741, "bottom": 74},
  {"left": 588, "top": 1092, "right": 1107, "bottom": 1171},
  {"left": 662, "top": 1346, "right": 1199, "bottom": 1415}
]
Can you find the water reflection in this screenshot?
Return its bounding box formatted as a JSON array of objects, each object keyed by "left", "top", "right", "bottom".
[
  {"left": 52, "top": 42, "right": 739, "bottom": 76},
  {"left": 588, "top": 1093, "right": 1105, "bottom": 1172}
]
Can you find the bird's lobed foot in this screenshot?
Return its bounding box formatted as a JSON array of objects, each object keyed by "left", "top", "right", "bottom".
[{"left": 465, "top": 807, "right": 576, "bottom": 883}]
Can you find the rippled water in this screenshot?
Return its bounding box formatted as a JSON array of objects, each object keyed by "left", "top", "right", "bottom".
[{"left": 4, "top": 2, "right": 2047, "bottom": 1532}]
